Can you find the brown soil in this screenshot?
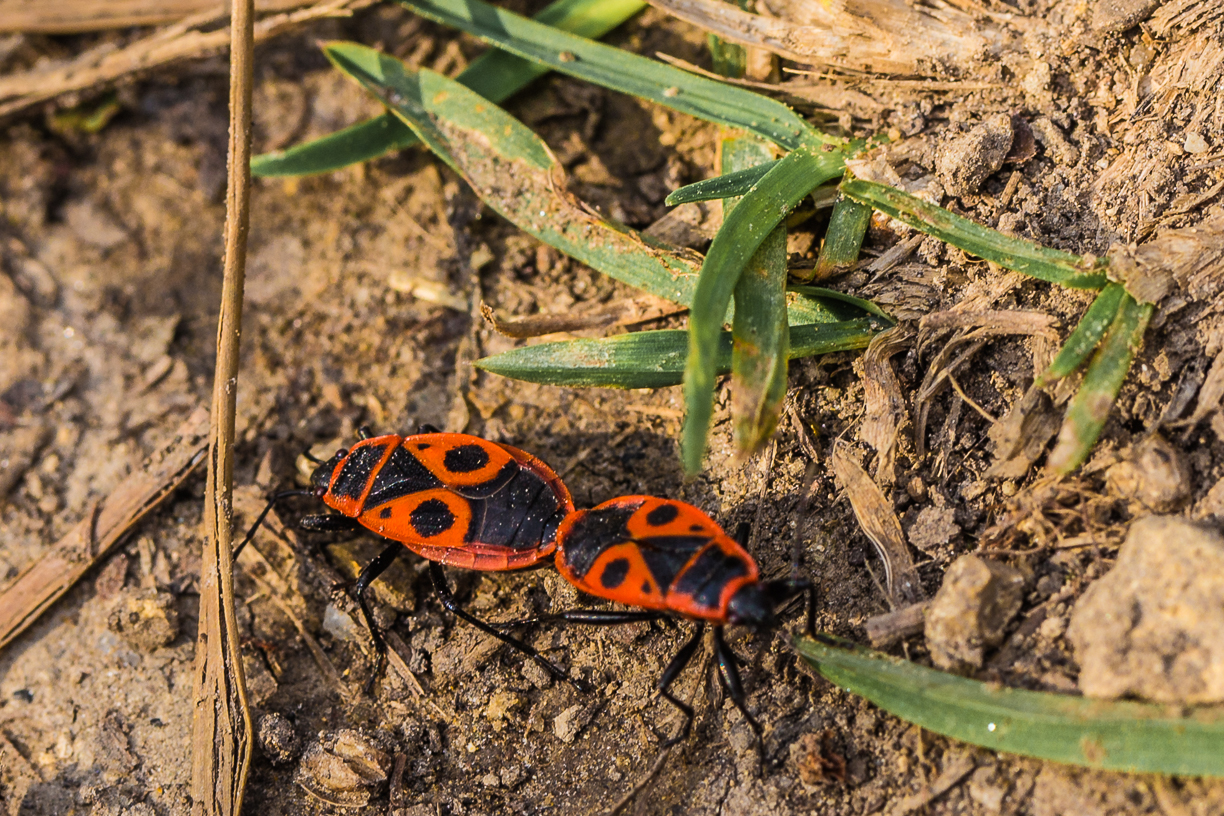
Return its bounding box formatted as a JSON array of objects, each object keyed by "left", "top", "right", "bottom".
[{"left": 1, "top": 1, "right": 1223, "bottom": 814}]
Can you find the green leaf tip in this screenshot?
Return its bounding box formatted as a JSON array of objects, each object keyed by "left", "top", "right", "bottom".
[
  {"left": 681, "top": 143, "right": 847, "bottom": 474},
  {"left": 797, "top": 635, "right": 1224, "bottom": 776}
]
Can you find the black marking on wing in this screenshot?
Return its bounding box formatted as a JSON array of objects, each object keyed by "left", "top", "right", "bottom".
[
  {"left": 599, "top": 558, "right": 631, "bottom": 590},
  {"left": 644, "top": 502, "right": 679, "bottom": 527},
  {"left": 452, "top": 461, "right": 519, "bottom": 499},
  {"left": 466, "top": 465, "right": 566, "bottom": 550},
  {"left": 636, "top": 535, "right": 712, "bottom": 595},
  {"left": 331, "top": 443, "right": 389, "bottom": 501},
  {"left": 410, "top": 499, "right": 456, "bottom": 537},
  {"left": 363, "top": 444, "right": 444, "bottom": 510},
  {"left": 444, "top": 444, "right": 490, "bottom": 473},
  {"left": 671, "top": 545, "right": 749, "bottom": 613},
  {"left": 560, "top": 503, "right": 638, "bottom": 577}
]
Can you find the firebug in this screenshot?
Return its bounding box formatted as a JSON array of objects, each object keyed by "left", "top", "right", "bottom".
[
  {"left": 504, "top": 495, "right": 814, "bottom": 755},
  {"left": 238, "top": 427, "right": 582, "bottom": 686}
]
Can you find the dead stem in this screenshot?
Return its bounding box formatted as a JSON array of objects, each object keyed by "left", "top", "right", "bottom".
[
  {"left": 190, "top": 0, "right": 255, "bottom": 812},
  {"left": 0, "top": 407, "right": 208, "bottom": 652},
  {"left": 0, "top": 0, "right": 374, "bottom": 122},
  {"left": 0, "top": 0, "right": 313, "bottom": 34}
]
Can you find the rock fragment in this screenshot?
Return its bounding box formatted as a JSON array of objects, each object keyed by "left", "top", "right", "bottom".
[
  {"left": 924, "top": 555, "right": 1026, "bottom": 672},
  {"left": 935, "top": 114, "right": 1014, "bottom": 196},
  {"left": 257, "top": 712, "right": 301, "bottom": 766},
  {"left": 106, "top": 588, "right": 179, "bottom": 652},
  {"left": 1104, "top": 435, "right": 1191, "bottom": 512},
  {"left": 295, "top": 730, "right": 391, "bottom": 807},
  {"left": 553, "top": 703, "right": 595, "bottom": 743},
  {"left": 1068, "top": 516, "right": 1224, "bottom": 702}
]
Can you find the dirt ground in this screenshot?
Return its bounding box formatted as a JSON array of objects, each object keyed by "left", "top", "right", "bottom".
[{"left": 1, "top": 0, "right": 1224, "bottom": 814}]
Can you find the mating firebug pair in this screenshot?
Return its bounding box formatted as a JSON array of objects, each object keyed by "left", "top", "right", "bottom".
[{"left": 240, "top": 428, "right": 814, "bottom": 751}]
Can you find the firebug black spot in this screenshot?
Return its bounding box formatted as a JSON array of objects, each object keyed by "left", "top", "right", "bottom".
[{"left": 411, "top": 499, "right": 456, "bottom": 537}]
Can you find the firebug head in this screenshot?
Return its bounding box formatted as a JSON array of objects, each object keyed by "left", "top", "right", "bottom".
[
  {"left": 310, "top": 448, "right": 348, "bottom": 495},
  {"left": 726, "top": 583, "right": 777, "bottom": 630}
]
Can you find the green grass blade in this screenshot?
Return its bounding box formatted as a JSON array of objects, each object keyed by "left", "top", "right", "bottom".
[
  {"left": 810, "top": 188, "right": 871, "bottom": 281},
  {"left": 1048, "top": 292, "right": 1153, "bottom": 474},
  {"left": 325, "top": 44, "right": 704, "bottom": 302},
  {"left": 474, "top": 319, "right": 882, "bottom": 388},
  {"left": 788, "top": 286, "right": 894, "bottom": 323},
  {"left": 840, "top": 178, "right": 1108, "bottom": 290},
  {"left": 664, "top": 161, "right": 778, "bottom": 206},
  {"left": 683, "top": 143, "right": 846, "bottom": 473},
  {"left": 724, "top": 136, "right": 788, "bottom": 455},
  {"left": 707, "top": 33, "right": 746, "bottom": 78},
  {"left": 252, "top": 114, "right": 418, "bottom": 177},
  {"left": 252, "top": 0, "right": 647, "bottom": 177},
  {"left": 324, "top": 43, "right": 846, "bottom": 329},
  {"left": 796, "top": 635, "right": 1224, "bottom": 776},
  {"left": 1037, "top": 282, "right": 1126, "bottom": 386},
  {"left": 396, "top": 0, "right": 832, "bottom": 151}
]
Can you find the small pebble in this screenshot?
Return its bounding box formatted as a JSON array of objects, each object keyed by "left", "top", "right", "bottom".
[
  {"left": 107, "top": 588, "right": 179, "bottom": 652},
  {"left": 925, "top": 555, "right": 1026, "bottom": 672},
  {"left": 295, "top": 730, "right": 390, "bottom": 807},
  {"left": 935, "top": 113, "right": 1014, "bottom": 196},
  {"left": 257, "top": 713, "right": 301, "bottom": 766},
  {"left": 553, "top": 704, "right": 593, "bottom": 743}
]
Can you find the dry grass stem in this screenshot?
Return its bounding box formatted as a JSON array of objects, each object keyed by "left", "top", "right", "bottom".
[
  {"left": 0, "top": 407, "right": 208, "bottom": 652},
  {"left": 480, "top": 294, "right": 688, "bottom": 339},
  {"left": 0, "top": 0, "right": 375, "bottom": 122},
  {"left": 0, "top": 0, "right": 309, "bottom": 34},
  {"left": 864, "top": 601, "right": 930, "bottom": 648},
  {"left": 644, "top": 0, "right": 1030, "bottom": 76},
  {"left": 190, "top": 0, "right": 255, "bottom": 811}
]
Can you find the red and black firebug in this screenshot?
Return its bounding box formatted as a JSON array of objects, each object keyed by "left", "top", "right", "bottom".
[
  {"left": 238, "top": 426, "right": 582, "bottom": 687},
  {"left": 503, "top": 495, "right": 815, "bottom": 757}
]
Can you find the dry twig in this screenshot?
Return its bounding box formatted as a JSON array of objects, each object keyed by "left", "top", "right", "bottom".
[
  {"left": 643, "top": 0, "right": 1028, "bottom": 76},
  {"left": 0, "top": 0, "right": 307, "bottom": 33},
  {"left": 190, "top": 0, "right": 255, "bottom": 811},
  {"left": 0, "top": 407, "right": 208, "bottom": 652},
  {"left": 0, "top": 0, "right": 375, "bottom": 122}
]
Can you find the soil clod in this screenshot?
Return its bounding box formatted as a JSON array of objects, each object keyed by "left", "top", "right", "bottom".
[
  {"left": 1068, "top": 515, "right": 1224, "bottom": 703},
  {"left": 924, "top": 555, "right": 1027, "bottom": 672}
]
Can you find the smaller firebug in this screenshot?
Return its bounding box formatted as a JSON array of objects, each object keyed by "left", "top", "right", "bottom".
[{"left": 503, "top": 495, "right": 815, "bottom": 755}]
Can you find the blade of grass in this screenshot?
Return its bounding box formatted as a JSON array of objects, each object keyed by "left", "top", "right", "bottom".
[
  {"left": 324, "top": 43, "right": 842, "bottom": 325},
  {"left": 788, "top": 285, "right": 895, "bottom": 323},
  {"left": 1047, "top": 292, "right": 1153, "bottom": 474},
  {"left": 795, "top": 635, "right": 1224, "bottom": 776},
  {"left": 809, "top": 188, "right": 871, "bottom": 282},
  {"left": 252, "top": 0, "right": 647, "bottom": 177},
  {"left": 474, "top": 319, "right": 884, "bottom": 388},
  {"left": 252, "top": 113, "right": 417, "bottom": 178},
  {"left": 840, "top": 178, "right": 1108, "bottom": 290},
  {"left": 724, "top": 135, "right": 789, "bottom": 455},
  {"left": 395, "top": 0, "right": 835, "bottom": 151},
  {"left": 707, "top": 33, "right": 746, "bottom": 77},
  {"left": 683, "top": 143, "right": 846, "bottom": 473},
  {"left": 1036, "top": 282, "right": 1126, "bottom": 386},
  {"left": 664, "top": 161, "right": 778, "bottom": 206}
]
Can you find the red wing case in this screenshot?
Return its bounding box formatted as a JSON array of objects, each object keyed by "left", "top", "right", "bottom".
[
  {"left": 322, "top": 433, "right": 574, "bottom": 570},
  {"left": 555, "top": 496, "right": 760, "bottom": 621}
]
